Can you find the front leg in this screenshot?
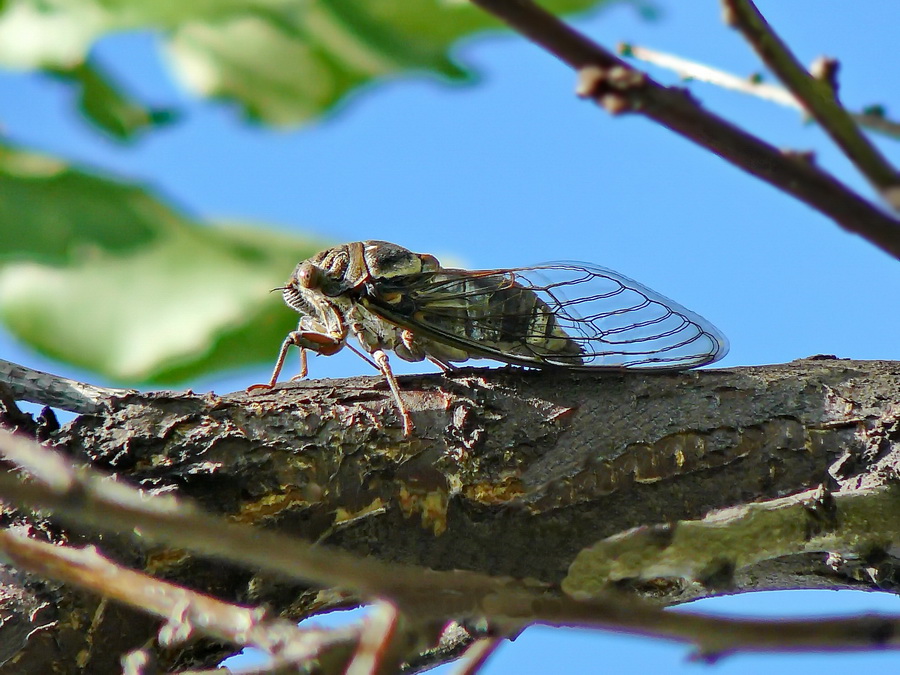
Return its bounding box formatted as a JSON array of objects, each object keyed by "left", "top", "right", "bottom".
[
  {"left": 248, "top": 330, "right": 341, "bottom": 392},
  {"left": 248, "top": 331, "right": 302, "bottom": 391}
]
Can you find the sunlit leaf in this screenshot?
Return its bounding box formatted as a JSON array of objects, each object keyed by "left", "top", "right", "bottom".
[
  {"left": 0, "top": 0, "right": 632, "bottom": 130},
  {"left": 48, "top": 59, "right": 179, "bottom": 141},
  {"left": 0, "top": 144, "right": 323, "bottom": 384}
]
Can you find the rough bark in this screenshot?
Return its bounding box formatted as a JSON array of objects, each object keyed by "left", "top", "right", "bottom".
[{"left": 2, "top": 357, "right": 900, "bottom": 672}]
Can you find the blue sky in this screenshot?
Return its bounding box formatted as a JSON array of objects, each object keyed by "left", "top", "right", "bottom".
[{"left": 3, "top": 1, "right": 900, "bottom": 672}]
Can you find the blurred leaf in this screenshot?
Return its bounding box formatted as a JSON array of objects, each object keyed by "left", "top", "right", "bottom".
[
  {"left": 48, "top": 59, "right": 179, "bottom": 141},
  {"left": 0, "top": 146, "right": 161, "bottom": 263},
  {"left": 0, "top": 144, "right": 323, "bottom": 384},
  {"left": 0, "top": 0, "right": 630, "bottom": 129}
]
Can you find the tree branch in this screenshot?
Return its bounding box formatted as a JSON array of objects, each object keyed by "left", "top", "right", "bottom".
[
  {"left": 619, "top": 43, "right": 900, "bottom": 140},
  {"left": 721, "top": 0, "right": 900, "bottom": 209},
  {"left": 0, "top": 428, "right": 536, "bottom": 628},
  {"left": 5, "top": 431, "right": 900, "bottom": 668},
  {"left": 0, "top": 359, "right": 133, "bottom": 415},
  {"left": 466, "top": 0, "right": 900, "bottom": 258},
  {"left": 4, "top": 358, "right": 900, "bottom": 670},
  {"left": 0, "top": 530, "right": 361, "bottom": 669}
]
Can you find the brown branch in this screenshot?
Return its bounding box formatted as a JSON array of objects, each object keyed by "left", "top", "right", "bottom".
[
  {"left": 5, "top": 359, "right": 900, "bottom": 670},
  {"left": 0, "top": 530, "right": 358, "bottom": 665},
  {"left": 721, "top": 0, "right": 900, "bottom": 209},
  {"left": 0, "top": 428, "right": 507, "bottom": 616},
  {"left": 466, "top": 0, "right": 900, "bottom": 259},
  {"left": 5, "top": 438, "right": 900, "bottom": 663},
  {"left": 522, "top": 597, "right": 900, "bottom": 660},
  {"left": 0, "top": 358, "right": 133, "bottom": 414}
]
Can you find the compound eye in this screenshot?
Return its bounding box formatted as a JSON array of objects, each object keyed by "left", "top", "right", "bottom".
[
  {"left": 297, "top": 263, "right": 321, "bottom": 289},
  {"left": 419, "top": 254, "right": 440, "bottom": 272}
]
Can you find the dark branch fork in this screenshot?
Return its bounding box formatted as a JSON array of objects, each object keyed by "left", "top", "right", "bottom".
[
  {"left": 468, "top": 0, "right": 900, "bottom": 259},
  {"left": 721, "top": 0, "right": 900, "bottom": 208}
]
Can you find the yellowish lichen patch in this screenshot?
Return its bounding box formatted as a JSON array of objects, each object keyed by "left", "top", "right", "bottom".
[
  {"left": 398, "top": 486, "right": 449, "bottom": 536},
  {"left": 463, "top": 475, "right": 525, "bottom": 505},
  {"left": 144, "top": 547, "right": 191, "bottom": 575},
  {"left": 333, "top": 497, "right": 386, "bottom": 526},
  {"left": 232, "top": 485, "right": 316, "bottom": 524}
]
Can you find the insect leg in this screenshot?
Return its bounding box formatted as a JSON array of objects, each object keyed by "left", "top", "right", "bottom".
[
  {"left": 345, "top": 342, "right": 381, "bottom": 372},
  {"left": 248, "top": 331, "right": 299, "bottom": 391},
  {"left": 371, "top": 349, "right": 414, "bottom": 436},
  {"left": 288, "top": 347, "right": 309, "bottom": 381},
  {"left": 427, "top": 357, "right": 456, "bottom": 372}
]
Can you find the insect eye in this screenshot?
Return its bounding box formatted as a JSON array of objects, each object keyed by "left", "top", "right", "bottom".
[
  {"left": 419, "top": 254, "right": 440, "bottom": 272},
  {"left": 297, "top": 263, "right": 321, "bottom": 289}
]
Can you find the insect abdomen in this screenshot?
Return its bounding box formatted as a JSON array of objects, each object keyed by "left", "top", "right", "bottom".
[{"left": 417, "top": 273, "right": 584, "bottom": 363}]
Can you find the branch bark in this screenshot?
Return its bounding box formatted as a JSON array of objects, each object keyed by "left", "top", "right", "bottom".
[{"left": 2, "top": 358, "right": 900, "bottom": 671}]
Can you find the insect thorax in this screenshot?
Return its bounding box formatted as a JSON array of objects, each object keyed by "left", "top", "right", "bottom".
[{"left": 302, "top": 241, "right": 439, "bottom": 294}]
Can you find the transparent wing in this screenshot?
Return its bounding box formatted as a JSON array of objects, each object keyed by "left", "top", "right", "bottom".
[{"left": 368, "top": 263, "right": 729, "bottom": 370}]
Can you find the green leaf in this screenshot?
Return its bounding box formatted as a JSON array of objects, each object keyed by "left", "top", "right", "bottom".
[
  {"left": 0, "top": 147, "right": 161, "bottom": 263},
  {"left": 48, "top": 59, "right": 179, "bottom": 142},
  {"left": 165, "top": 0, "right": 623, "bottom": 125},
  {"left": 0, "top": 0, "right": 630, "bottom": 129},
  {"left": 0, "top": 144, "right": 324, "bottom": 385}
]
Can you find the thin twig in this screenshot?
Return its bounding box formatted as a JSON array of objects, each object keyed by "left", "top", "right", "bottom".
[
  {"left": 345, "top": 602, "right": 401, "bottom": 675},
  {"left": 721, "top": 0, "right": 900, "bottom": 209},
  {"left": 401, "top": 623, "right": 482, "bottom": 675},
  {"left": 467, "top": 0, "right": 900, "bottom": 259},
  {"left": 0, "top": 428, "right": 505, "bottom": 614},
  {"left": 522, "top": 597, "right": 900, "bottom": 661},
  {"left": 0, "top": 530, "right": 354, "bottom": 662},
  {"left": 622, "top": 43, "right": 800, "bottom": 108},
  {"left": 621, "top": 43, "right": 900, "bottom": 139},
  {"left": 5, "top": 430, "right": 900, "bottom": 660},
  {"left": 854, "top": 110, "right": 900, "bottom": 139},
  {"left": 0, "top": 358, "right": 133, "bottom": 414}
]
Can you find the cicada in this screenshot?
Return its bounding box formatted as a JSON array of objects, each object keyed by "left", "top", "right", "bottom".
[{"left": 253, "top": 240, "right": 728, "bottom": 435}]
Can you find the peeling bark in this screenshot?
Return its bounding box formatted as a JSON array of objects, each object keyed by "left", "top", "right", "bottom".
[{"left": 2, "top": 357, "right": 900, "bottom": 671}]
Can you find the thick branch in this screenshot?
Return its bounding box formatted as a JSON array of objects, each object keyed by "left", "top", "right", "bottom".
[
  {"left": 467, "top": 0, "right": 900, "bottom": 258},
  {"left": 4, "top": 437, "right": 900, "bottom": 668},
  {"left": 3, "top": 358, "right": 900, "bottom": 671}
]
